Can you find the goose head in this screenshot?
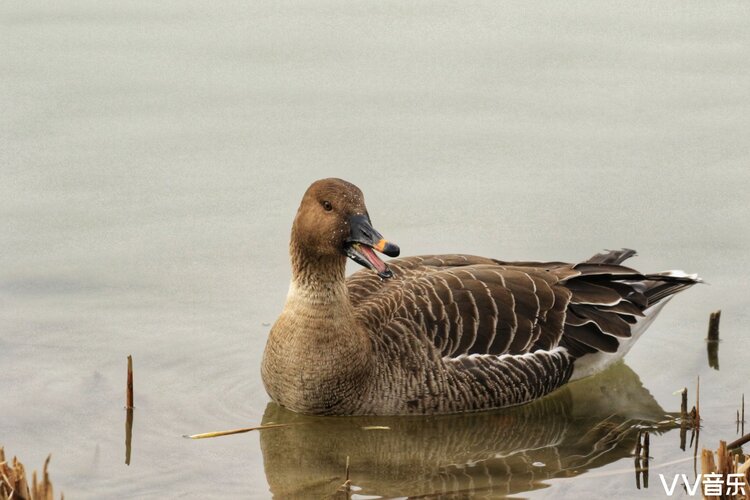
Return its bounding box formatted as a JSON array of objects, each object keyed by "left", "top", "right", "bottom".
[{"left": 291, "top": 178, "right": 400, "bottom": 279}]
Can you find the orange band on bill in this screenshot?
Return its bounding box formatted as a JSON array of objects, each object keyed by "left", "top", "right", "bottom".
[{"left": 374, "top": 239, "right": 388, "bottom": 252}]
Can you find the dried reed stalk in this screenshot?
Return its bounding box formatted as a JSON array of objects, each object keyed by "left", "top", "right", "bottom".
[
  {"left": 701, "top": 440, "right": 750, "bottom": 500},
  {"left": 729, "top": 433, "right": 750, "bottom": 450},
  {"left": 707, "top": 310, "right": 721, "bottom": 341},
  {"left": 126, "top": 355, "right": 134, "bottom": 409},
  {"left": 184, "top": 422, "right": 294, "bottom": 439},
  {"left": 706, "top": 311, "right": 721, "bottom": 369},
  {"left": 0, "top": 447, "right": 61, "bottom": 500},
  {"left": 336, "top": 455, "right": 352, "bottom": 499}
]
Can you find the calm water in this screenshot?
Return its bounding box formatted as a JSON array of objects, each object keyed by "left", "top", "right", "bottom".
[{"left": 2, "top": 2, "right": 749, "bottom": 498}]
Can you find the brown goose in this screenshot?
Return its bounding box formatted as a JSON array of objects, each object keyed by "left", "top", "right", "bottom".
[{"left": 261, "top": 178, "right": 699, "bottom": 415}]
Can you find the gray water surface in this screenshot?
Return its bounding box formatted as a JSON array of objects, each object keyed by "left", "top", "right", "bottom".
[{"left": 2, "top": 2, "right": 749, "bottom": 498}]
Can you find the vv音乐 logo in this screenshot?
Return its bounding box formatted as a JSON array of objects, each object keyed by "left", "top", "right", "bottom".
[{"left": 659, "top": 473, "right": 747, "bottom": 496}]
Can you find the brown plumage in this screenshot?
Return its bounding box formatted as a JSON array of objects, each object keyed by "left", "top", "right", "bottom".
[{"left": 260, "top": 178, "right": 700, "bottom": 415}]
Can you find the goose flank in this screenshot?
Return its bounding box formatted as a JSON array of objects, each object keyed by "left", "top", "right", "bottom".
[{"left": 260, "top": 178, "right": 700, "bottom": 415}]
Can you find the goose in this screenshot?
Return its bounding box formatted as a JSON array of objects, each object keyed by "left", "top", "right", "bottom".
[{"left": 261, "top": 178, "right": 699, "bottom": 416}]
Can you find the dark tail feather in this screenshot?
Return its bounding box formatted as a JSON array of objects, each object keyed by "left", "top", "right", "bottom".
[
  {"left": 559, "top": 250, "right": 701, "bottom": 358},
  {"left": 586, "top": 248, "right": 637, "bottom": 265},
  {"left": 585, "top": 249, "right": 701, "bottom": 307},
  {"left": 639, "top": 272, "right": 702, "bottom": 307}
]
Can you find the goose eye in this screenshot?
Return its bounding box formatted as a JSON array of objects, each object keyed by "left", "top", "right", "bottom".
[{"left": 322, "top": 201, "right": 333, "bottom": 212}]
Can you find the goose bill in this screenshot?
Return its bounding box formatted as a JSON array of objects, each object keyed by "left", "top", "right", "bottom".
[
  {"left": 346, "top": 242, "right": 394, "bottom": 279},
  {"left": 345, "top": 214, "right": 400, "bottom": 279}
]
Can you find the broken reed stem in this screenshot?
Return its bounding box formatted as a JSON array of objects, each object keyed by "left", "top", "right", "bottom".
[
  {"left": 696, "top": 376, "right": 701, "bottom": 426},
  {"left": 126, "top": 355, "right": 134, "bottom": 409},
  {"left": 701, "top": 448, "right": 716, "bottom": 489},
  {"left": 0, "top": 447, "right": 59, "bottom": 500},
  {"left": 337, "top": 455, "right": 352, "bottom": 496},
  {"left": 679, "top": 387, "right": 690, "bottom": 450},
  {"left": 718, "top": 440, "right": 728, "bottom": 472},
  {"left": 702, "top": 439, "right": 750, "bottom": 500},
  {"left": 707, "top": 310, "right": 721, "bottom": 341},
  {"left": 635, "top": 430, "right": 642, "bottom": 457},
  {"left": 184, "top": 423, "right": 294, "bottom": 439},
  {"left": 681, "top": 388, "right": 688, "bottom": 419},
  {"left": 728, "top": 432, "right": 750, "bottom": 450}
]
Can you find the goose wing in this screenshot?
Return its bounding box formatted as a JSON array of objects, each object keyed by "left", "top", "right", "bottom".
[{"left": 348, "top": 252, "right": 698, "bottom": 359}]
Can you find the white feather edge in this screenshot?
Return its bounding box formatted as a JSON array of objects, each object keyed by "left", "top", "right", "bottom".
[
  {"left": 658, "top": 270, "right": 702, "bottom": 281},
  {"left": 444, "top": 345, "right": 570, "bottom": 363}
]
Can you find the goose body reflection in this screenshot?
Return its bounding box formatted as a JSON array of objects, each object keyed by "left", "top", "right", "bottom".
[{"left": 259, "top": 362, "right": 676, "bottom": 498}]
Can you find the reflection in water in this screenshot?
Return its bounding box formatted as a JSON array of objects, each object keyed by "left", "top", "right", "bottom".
[
  {"left": 634, "top": 430, "right": 651, "bottom": 490},
  {"left": 125, "top": 354, "right": 135, "bottom": 465},
  {"left": 740, "top": 394, "right": 746, "bottom": 436},
  {"left": 707, "top": 339, "right": 720, "bottom": 370},
  {"left": 125, "top": 408, "right": 133, "bottom": 466},
  {"left": 706, "top": 311, "right": 721, "bottom": 370},
  {"left": 259, "top": 362, "right": 676, "bottom": 498}
]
